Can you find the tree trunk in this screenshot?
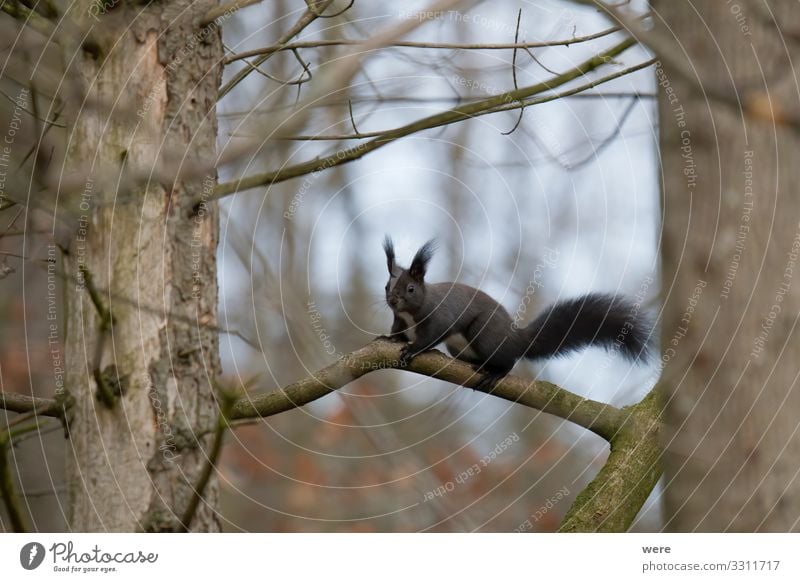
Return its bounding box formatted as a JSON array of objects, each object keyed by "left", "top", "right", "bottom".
[
  {"left": 655, "top": 1, "right": 800, "bottom": 531},
  {"left": 63, "top": 1, "right": 222, "bottom": 531}
]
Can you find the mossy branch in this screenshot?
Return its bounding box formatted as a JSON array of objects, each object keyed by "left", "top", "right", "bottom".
[
  {"left": 558, "top": 388, "right": 663, "bottom": 532},
  {"left": 0, "top": 391, "right": 63, "bottom": 418},
  {"left": 230, "top": 339, "right": 625, "bottom": 441},
  {"left": 229, "top": 339, "right": 663, "bottom": 531}
]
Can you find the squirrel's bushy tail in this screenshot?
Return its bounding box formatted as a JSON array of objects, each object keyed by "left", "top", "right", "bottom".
[{"left": 522, "top": 293, "right": 652, "bottom": 362}]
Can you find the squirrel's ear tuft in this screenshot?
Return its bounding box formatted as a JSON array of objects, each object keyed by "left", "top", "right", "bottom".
[
  {"left": 409, "top": 239, "right": 437, "bottom": 281},
  {"left": 383, "top": 236, "right": 395, "bottom": 274}
]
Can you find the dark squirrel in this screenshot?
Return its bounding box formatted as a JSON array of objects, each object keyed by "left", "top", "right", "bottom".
[{"left": 380, "top": 237, "right": 652, "bottom": 390}]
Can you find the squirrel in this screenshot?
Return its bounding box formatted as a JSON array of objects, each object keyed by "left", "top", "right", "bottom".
[{"left": 380, "top": 237, "right": 652, "bottom": 391}]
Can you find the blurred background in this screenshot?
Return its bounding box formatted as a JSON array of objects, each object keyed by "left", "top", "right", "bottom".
[{"left": 1, "top": 0, "right": 660, "bottom": 531}]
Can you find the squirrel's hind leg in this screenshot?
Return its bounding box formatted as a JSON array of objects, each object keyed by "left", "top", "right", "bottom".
[{"left": 472, "top": 370, "right": 507, "bottom": 392}]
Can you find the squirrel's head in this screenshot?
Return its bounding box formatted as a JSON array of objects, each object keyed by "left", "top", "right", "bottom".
[{"left": 382, "top": 236, "right": 436, "bottom": 314}]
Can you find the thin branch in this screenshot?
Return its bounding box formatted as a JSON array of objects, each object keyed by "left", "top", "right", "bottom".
[
  {"left": 229, "top": 340, "right": 625, "bottom": 441},
  {"left": 347, "top": 99, "right": 363, "bottom": 137},
  {"left": 22, "top": 252, "right": 255, "bottom": 359},
  {"left": 291, "top": 48, "right": 313, "bottom": 84},
  {"left": 218, "top": 0, "right": 335, "bottom": 100},
  {"left": 77, "top": 264, "right": 111, "bottom": 327},
  {"left": 21, "top": 484, "right": 68, "bottom": 498},
  {"left": 0, "top": 391, "right": 62, "bottom": 418},
  {"left": 77, "top": 264, "right": 118, "bottom": 407},
  {"left": 148, "top": 93, "right": 661, "bottom": 120},
  {"left": 223, "top": 24, "right": 625, "bottom": 64},
  {"left": 0, "top": 0, "right": 56, "bottom": 38},
  {"left": 201, "top": 0, "right": 263, "bottom": 26},
  {"left": 560, "top": 96, "right": 639, "bottom": 171},
  {"left": 6, "top": 419, "right": 45, "bottom": 441},
  {"left": 4, "top": 410, "right": 38, "bottom": 430},
  {"left": 222, "top": 43, "right": 313, "bottom": 87},
  {"left": 0, "top": 88, "right": 65, "bottom": 127},
  {"left": 501, "top": 9, "right": 525, "bottom": 136},
  {"left": 214, "top": 37, "right": 641, "bottom": 199},
  {"left": 177, "top": 389, "right": 236, "bottom": 532},
  {"left": 0, "top": 433, "right": 30, "bottom": 532},
  {"left": 305, "top": 0, "right": 353, "bottom": 18},
  {"left": 11, "top": 421, "right": 59, "bottom": 444},
  {"left": 230, "top": 93, "right": 655, "bottom": 141}
]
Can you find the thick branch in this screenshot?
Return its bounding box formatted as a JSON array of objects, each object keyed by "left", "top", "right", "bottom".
[
  {"left": 229, "top": 339, "right": 624, "bottom": 441},
  {"left": 0, "top": 391, "right": 62, "bottom": 418},
  {"left": 558, "top": 388, "right": 663, "bottom": 532},
  {"left": 214, "top": 36, "right": 638, "bottom": 199}
]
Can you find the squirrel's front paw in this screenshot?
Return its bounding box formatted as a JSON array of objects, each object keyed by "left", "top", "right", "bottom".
[
  {"left": 397, "top": 345, "right": 413, "bottom": 368},
  {"left": 375, "top": 334, "right": 404, "bottom": 343}
]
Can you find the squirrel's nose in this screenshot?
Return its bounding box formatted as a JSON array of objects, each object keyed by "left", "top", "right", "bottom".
[{"left": 388, "top": 297, "right": 398, "bottom": 306}]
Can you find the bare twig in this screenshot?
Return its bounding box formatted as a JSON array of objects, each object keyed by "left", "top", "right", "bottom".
[
  {"left": 559, "top": 96, "right": 639, "bottom": 171},
  {"left": 76, "top": 265, "right": 118, "bottom": 407},
  {"left": 223, "top": 24, "right": 625, "bottom": 64},
  {"left": 501, "top": 9, "right": 525, "bottom": 136},
  {"left": 214, "top": 37, "right": 640, "bottom": 199},
  {"left": 222, "top": 43, "right": 313, "bottom": 87},
  {"left": 218, "top": 0, "right": 335, "bottom": 100},
  {"left": 201, "top": 0, "right": 264, "bottom": 26},
  {"left": 0, "top": 433, "right": 30, "bottom": 532},
  {"left": 305, "top": 0, "right": 353, "bottom": 18},
  {"left": 347, "top": 100, "right": 363, "bottom": 137},
  {"left": 177, "top": 389, "right": 236, "bottom": 532},
  {"left": 0, "top": 88, "right": 65, "bottom": 127}
]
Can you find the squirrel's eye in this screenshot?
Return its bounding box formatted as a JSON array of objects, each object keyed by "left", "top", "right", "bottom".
[{"left": 407, "top": 284, "right": 415, "bottom": 293}]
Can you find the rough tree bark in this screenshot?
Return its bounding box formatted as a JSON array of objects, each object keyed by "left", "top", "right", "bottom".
[
  {"left": 62, "top": 1, "right": 223, "bottom": 531},
  {"left": 654, "top": 1, "right": 800, "bottom": 531}
]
